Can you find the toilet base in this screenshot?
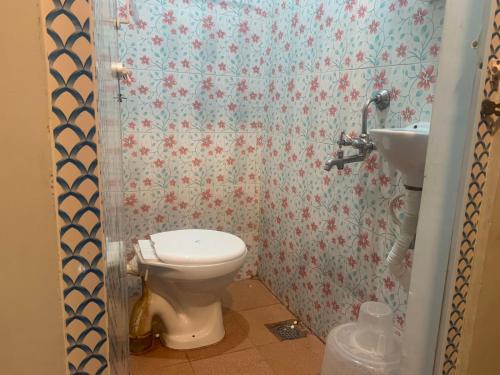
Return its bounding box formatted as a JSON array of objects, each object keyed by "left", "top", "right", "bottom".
[{"left": 159, "top": 300, "right": 226, "bottom": 350}]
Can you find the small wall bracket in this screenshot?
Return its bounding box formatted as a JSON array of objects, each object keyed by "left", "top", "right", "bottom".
[{"left": 373, "top": 89, "right": 391, "bottom": 111}]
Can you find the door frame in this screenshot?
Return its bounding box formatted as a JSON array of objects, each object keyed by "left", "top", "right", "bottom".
[{"left": 401, "top": 1, "right": 498, "bottom": 374}]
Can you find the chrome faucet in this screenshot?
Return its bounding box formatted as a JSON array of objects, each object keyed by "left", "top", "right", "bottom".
[
  {"left": 324, "top": 131, "right": 374, "bottom": 171},
  {"left": 324, "top": 148, "right": 368, "bottom": 171},
  {"left": 324, "top": 90, "right": 390, "bottom": 171}
]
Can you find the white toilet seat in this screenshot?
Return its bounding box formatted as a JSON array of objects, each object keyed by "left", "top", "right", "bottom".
[
  {"left": 150, "top": 229, "right": 246, "bottom": 266},
  {"left": 135, "top": 229, "right": 247, "bottom": 280},
  {"left": 131, "top": 229, "right": 248, "bottom": 349}
]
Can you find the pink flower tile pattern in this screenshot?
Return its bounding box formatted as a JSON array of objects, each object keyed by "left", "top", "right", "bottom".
[
  {"left": 118, "top": 0, "right": 445, "bottom": 339},
  {"left": 118, "top": 0, "right": 271, "bottom": 278}
]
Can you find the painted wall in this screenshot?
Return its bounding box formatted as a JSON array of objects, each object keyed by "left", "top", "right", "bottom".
[
  {"left": 258, "top": 0, "right": 445, "bottom": 339},
  {"left": 0, "top": 1, "right": 67, "bottom": 374},
  {"left": 118, "top": 0, "right": 273, "bottom": 277}
]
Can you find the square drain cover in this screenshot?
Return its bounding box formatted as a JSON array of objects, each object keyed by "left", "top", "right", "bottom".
[{"left": 265, "top": 319, "right": 308, "bottom": 341}]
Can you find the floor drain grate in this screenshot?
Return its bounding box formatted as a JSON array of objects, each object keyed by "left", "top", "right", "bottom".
[{"left": 265, "top": 319, "right": 308, "bottom": 341}]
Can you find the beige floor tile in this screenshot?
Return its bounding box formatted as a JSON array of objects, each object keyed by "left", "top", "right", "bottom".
[
  {"left": 256, "top": 335, "right": 325, "bottom": 375},
  {"left": 222, "top": 279, "right": 279, "bottom": 311},
  {"left": 234, "top": 304, "right": 296, "bottom": 346},
  {"left": 146, "top": 363, "right": 196, "bottom": 375},
  {"left": 185, "top": 309, "right": 253, "bottom": 361},
  {"left": 129, "top": 340, "right": 188, "bottom": 374},
  {"left": 129, "top": 279, "right": 326, "bottom": 375},
  {"left": 190, "top": 348, "right": 275, "bottom": 375}
]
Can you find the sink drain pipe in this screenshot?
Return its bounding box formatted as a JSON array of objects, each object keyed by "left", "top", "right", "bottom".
[{"left": 387, "top": 188, "right": 422, "bottom": 291}]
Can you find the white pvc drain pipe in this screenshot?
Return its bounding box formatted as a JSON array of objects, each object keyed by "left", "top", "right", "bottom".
[{"left": 387, "top": 189, "right": 422, "bottom": 291}]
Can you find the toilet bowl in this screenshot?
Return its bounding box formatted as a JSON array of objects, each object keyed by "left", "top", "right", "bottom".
[{"left": 130, "top": 229, "right": 247, "bottom": 350}]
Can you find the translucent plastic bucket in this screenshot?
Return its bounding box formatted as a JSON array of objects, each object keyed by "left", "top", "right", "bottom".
[{"left": 321, "top": 302, "right": 401, "bottom": 375}]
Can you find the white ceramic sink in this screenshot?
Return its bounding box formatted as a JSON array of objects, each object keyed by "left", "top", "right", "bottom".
[{"left": 369, "top": 122, "right": 430, "bottom": 188}]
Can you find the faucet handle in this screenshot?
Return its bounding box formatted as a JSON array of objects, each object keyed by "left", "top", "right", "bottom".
[{"left": 338, "top": 131, "right": 353, "bottom": 148}]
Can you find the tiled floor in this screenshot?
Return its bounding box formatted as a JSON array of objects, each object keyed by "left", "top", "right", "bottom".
[{"left": 130, "top": 279, "right": 325, "bottom": 375}]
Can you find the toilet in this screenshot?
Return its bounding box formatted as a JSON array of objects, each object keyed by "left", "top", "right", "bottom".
[{"left": 130, "top": 229, "right": 247, "bottom": 350}]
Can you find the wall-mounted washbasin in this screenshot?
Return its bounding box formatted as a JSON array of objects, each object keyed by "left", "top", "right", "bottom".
[{"left": 369, "top": 122, "right": 430, "bottom": 188}]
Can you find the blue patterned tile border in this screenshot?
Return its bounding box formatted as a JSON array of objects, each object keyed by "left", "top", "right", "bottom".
[{"left": 44, "top": 0, "right": 109, "bottom": 373}]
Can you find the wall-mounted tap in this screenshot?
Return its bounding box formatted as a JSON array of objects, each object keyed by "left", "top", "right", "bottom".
[
  {"left": 324, "top": 148, "right": 367, "bottom": 171},
  {"left": 324, "top": 131, "right": 374, "bottom": 171},
  {"left": 324, "top": 90, "right": 390, "bottom": 171}
]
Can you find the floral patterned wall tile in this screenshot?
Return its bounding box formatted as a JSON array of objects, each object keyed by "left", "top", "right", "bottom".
[
  {"left": 258, "top": 0, "right": 444, "bottom": 339},
  {"left": 117, "top": 0, "right": 445, "bottom": 339},
  {"left": 118, "top": 1, "right": 269, "bottom": 278},
  {"left": 119, "top": 0, "right": 273, "bottom": 77},
  {"left": 268, "top": 0, "right": 444, "bottom": 75}
]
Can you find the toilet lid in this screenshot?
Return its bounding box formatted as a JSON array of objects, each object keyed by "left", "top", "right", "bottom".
[{"left": 149, "top": 229, "right": 247, "bottom": 266}]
